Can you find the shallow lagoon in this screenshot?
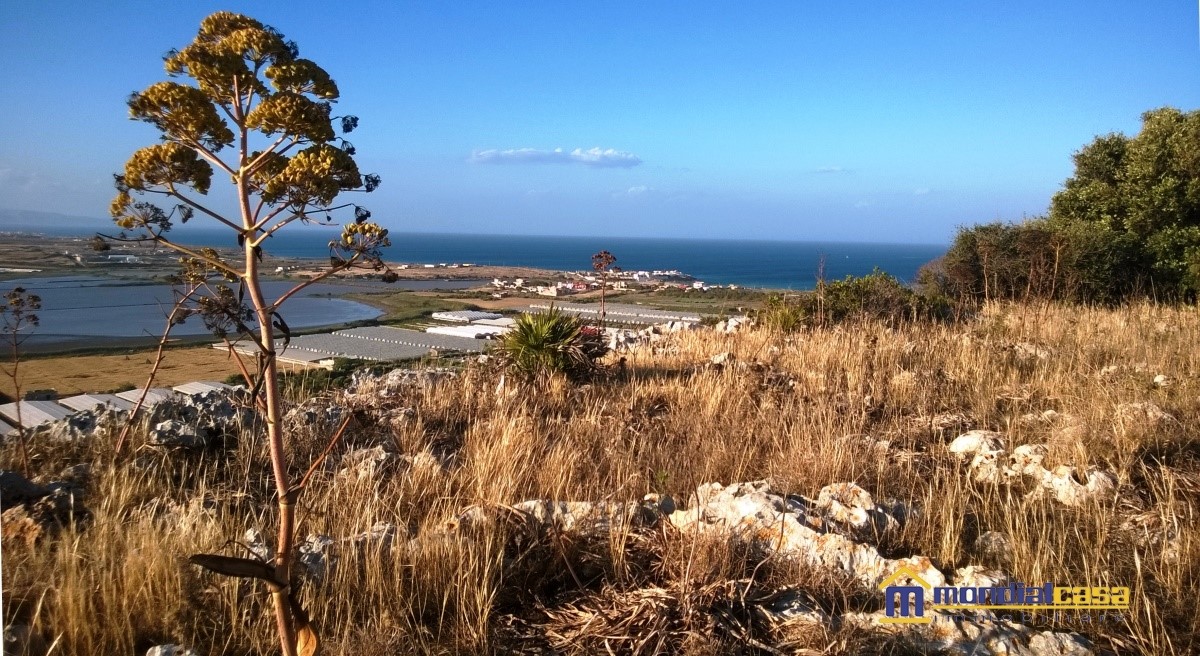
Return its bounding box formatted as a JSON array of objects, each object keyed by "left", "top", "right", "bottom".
[{"left": 6, "top": 276, "right": 479, "bottom": 347}]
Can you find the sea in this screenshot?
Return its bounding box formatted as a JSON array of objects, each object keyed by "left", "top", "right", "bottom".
[
  {"left": 3, "top": 226, "right": 948, "bottom": 349},
  {"left": 10, "top": 225, "right": 947, "bottom": 290},
  {"left": 167, "top": 229, "right": 946, "bottom": 290}
]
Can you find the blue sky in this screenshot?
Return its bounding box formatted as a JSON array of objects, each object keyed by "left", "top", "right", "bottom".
[{"left": 1, "top": 1, "right": 1197, "bottom": 244}]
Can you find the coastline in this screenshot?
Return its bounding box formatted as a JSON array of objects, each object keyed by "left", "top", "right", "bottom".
[{"left": 0, "top": 231, "right": 568, "bottom": 285}]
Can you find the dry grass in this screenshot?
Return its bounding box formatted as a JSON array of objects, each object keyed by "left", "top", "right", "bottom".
[
  {"left": 3, "top": 301, "right": 1198, "bottom": 654},
  {"left": 1, "top": 347, "right": 243, "bottom": 399}
]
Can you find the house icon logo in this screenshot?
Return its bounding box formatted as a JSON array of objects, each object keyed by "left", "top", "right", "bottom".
[{"left": 879, "top": 565, "right": 934, "bottom": 624}]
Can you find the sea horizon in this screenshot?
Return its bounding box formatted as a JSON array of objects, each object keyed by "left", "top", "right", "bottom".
[{"left": 10, "top": 224, "right": 949, "bottom": 291}]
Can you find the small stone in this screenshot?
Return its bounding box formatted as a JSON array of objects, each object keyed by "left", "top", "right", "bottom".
[
  {"left": 974, "top": 531, "right": 1014, "bottom": 565},
  {"left": 2, "top": 506, "right": 47, "bottom": 546},
  {"left": 244, "top": 528, "right": 273, "bottom": 562},
  {"left": 709, "top": 351, "right": 735, "bottom": 367},
  {"left": 642, "top": 493, "right": 677, "bottom": 516},
  {"left": 337, "top": 446, "right": 399, "bottom": 482},
  {"left": 146, "top": 645, "right": 200, "bottom": 656},
  {"left": 349, "top": 521, "right": 400, "bottom": 551},
  {"left": 948, "top": 430, "right": 1005, "bottom": 457},
  {"left": 298, "top": 534, "right": 336, "bottom": 581}
]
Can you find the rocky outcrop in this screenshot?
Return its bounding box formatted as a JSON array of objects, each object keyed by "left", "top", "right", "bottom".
[
  {"left": 669, "top": 481, "right": 934, "bottom": 591},
  {"left": 148, "top": 389, "right": 253, "bottom": 442},
  {"left": 446, "top": 498, "right": 662, "bottom": 537},
  {"left": 27, "top": 405, "right": 125, "bottom": 442},
  {"left": 947, "top": 431, "right": 1116, "bottom": 507},
  {"left": 147, "top": 420, "right": 210, "bottom": 449},
  {"left": 7, "top": 387, "right": 254, "bottom": 448},
  {"left": 713, "top": 316, "right": 750, "bottom": 333},
  {"left": 1115, "top": 402, "right": 1177, "bottom": 434},
  {"left": 467, "top": 480, "right": 1094, "bottom": 656},
  {"left": 344, "top": 368, "right": 456, "bottom": 402}
]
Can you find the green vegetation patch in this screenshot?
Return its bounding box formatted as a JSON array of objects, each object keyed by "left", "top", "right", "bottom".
[{"left": 346, "top": 291, "right": 478, "bottom": 325}]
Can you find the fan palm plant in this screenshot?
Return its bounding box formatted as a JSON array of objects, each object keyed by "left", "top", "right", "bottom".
[{"left": 496, "top": 308, "right": 605, "bottom": 380}]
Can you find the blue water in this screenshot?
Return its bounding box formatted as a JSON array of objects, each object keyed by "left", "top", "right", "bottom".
[
  {"left": 9, "top": 224, "right": 948, "bottom": 290},
  {"left": 1, "top": 276, "right": 477, "bottom": 345},
  {"left": 174, "top": 229, "right": 945, "bottom": 290}
]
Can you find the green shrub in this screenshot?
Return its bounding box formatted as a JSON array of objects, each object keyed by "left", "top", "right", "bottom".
[
  {"left": 753, "top": 271, "right": 947, "bottom": 331},
  {"left": 753, "top": 294, "right": 809, "bottom": 332},
  {"left": 496, "top": 308, "right": 607, "bottom": 380},
  {"left": 821, "top": 269, "right": 934, "bottom": 324}
]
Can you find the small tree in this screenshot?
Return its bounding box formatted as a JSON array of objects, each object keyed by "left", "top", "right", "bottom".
[
  {"left": 109, "top": 12, "right": 392, "bottom": 655},
  {"left": 591, "top": 250, "right": 617, "bottom": 326},
  {"left": 1, "top": 287, "right": 41, "bottom": 476}
]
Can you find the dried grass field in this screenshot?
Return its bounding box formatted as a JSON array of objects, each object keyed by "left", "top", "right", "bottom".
[
  {"left": 1, "top": 347, "right": 244, "bottom": 400},
  {"left": 2, "top": 302, "right": 1198, "bottom": 655}
]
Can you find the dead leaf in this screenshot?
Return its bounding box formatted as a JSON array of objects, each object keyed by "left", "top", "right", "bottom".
[
  {"left": 290, "top": 594, "right": 321, "bottom": 656},
  {"left": 189, "top": 554, "right": 279, "bottom": 586},
  {"left": 296, "top": 622, "right": 320, "bottom": 656}
]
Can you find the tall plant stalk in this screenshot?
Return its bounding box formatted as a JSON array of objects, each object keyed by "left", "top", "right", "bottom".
[{"left": 108, "top": 12, "right": 393, "bottom": 655}]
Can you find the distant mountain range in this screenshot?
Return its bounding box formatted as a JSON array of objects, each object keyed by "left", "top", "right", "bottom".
[{"left": 0, "top": 208, "right": 110, "bottom": 233}]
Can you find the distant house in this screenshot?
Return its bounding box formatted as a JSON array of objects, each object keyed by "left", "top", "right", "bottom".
[{"left": 107, "top": 254, "right": 142, "bottom": 264}]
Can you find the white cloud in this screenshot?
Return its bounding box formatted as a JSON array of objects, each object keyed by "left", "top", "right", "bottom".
[
  {"left": 625, "top": 185, "right": 652, "bottom": 195},
  {"left": 469, "top": 147, "right": 642, "bottom": 168}
]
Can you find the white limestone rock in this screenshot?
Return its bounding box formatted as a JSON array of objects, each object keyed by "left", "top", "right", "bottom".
[
  {"left": 298, "top": 533, "right": 336, "bottom": 581},
  {"left": 1012, "top": 341, "right": 1054, "bottom": 361},
  {"left": 949, "top": 430, "right": 1005, "bottom": 457},
  {"left": 949, "top": 431, "right": 1007, "bottom": 482},
  {"left": 244, "top": 527, "right": 273, "bottom": 563},
  {"left": 147, "top": 420, "right": 209, "bottom": 449},
  {"left": 146, "top": 646, "right": 200, "bottom": 656},
  {"left": 336, "top": 445, "right": 399, "bottom": 482},
  {"left": 1115, "top": 402, "right": 1176, "bottom": 433},
  {"left": 1038, "top": 466, "right": 1116, "bottom": 507},
  {"left": 1006, "top": 443, "right": 1048, "bottom": 478},
  {"left": 667, "top": 481, "right": 944, "bottom": 595}
]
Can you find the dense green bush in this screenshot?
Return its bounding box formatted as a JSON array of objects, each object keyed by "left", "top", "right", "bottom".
[
  {"left": 933, "top": 107, "right": 1200, "bottom": 305},
  {"left": 496, "top": 308, "right": 608, "bottom": 380},
  {"left": 933, "top": 218, "right": 1156, "bottom": 305}
]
